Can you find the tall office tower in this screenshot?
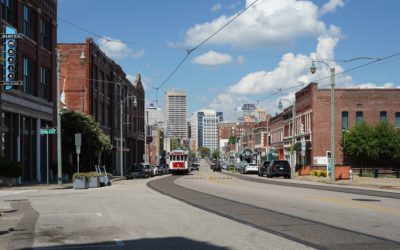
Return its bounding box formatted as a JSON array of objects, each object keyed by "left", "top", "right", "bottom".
[
  {"left": 164, "top": 89, "right": 187, "bottom": 140},
  {"left": 191, "top": 110, "right": 223, "bottom": 151}
]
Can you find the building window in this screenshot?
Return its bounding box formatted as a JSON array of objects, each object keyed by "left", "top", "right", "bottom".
[
  {"left": 356, "top": 111, "right": 363, "bottom": 125},
  {"left": 23, "top": 5, "right": 34, "bottom": 39},
  {"left": 341, "top": 111, "right": 348, "bottom": 130},
  {"left": 23, "top": 57, "right": 35, "bottom": 95},
  {"left": 380, "top": 111, "right": 387, "bottom": 123},
  {"left": 40, "top": 66, "right": 51, "bottom": 101},
  {"left": 395, "top": 112, "right": 400, "bottom": 128},
  {"left": 1, "top": 0, "right": 14, "bottom": 25},
  {"left": 40, "top": 19, "right": 51, "bottom": 50}
]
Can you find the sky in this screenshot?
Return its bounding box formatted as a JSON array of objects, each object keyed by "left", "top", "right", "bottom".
[{"left": 58, "top": 0, "right": 400, "bottom": 121}]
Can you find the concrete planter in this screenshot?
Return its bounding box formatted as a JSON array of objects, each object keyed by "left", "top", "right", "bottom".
[
  {"left": 88, "top": 176, "right": 100, "bottom": 188},
  {"left": 73, "top": 178, "right": 88, "bottom": 189},
  {"left": 0, "top": 176, "right": 17, "bottom": 186}
]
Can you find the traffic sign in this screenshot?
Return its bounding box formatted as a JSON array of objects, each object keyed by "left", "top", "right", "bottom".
[
  {"left": 146, "top": 136, "right": 153, "bottom": 144},
  {"left": 40, "top": 128, "right": 57, "bottom": 135}
]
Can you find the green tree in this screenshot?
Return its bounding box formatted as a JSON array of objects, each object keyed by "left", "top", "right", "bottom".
[
  {"left": 342, "top": 121, "right": 400, "bottom": 168},
  {"left": 228, "top": 135, "right": 238, "bottom": 145},
  {"left": 198, "top": 147, "right": 210, "bottom": 158},
  {"left": 61, "top": 110, "right": 112, "bottom": 172},
  {"left": 212, "top": 149, "right": 220, "bottom": 160}
]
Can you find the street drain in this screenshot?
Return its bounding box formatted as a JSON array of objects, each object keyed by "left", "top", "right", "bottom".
[
  {"left": 4, "top": 199, "right": 28, "bottom": 202},
  {"left": 352, "top": 198, "right": 381, "bottom": 202}
]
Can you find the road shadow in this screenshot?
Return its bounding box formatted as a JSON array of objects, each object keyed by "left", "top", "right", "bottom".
[{"left": 26, "top": 237, "right": 230, "bottom": 250}]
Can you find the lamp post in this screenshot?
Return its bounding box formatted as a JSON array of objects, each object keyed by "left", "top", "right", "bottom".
[
  {"left": 120, "top": 95, "right": 137, "bottom": 176},
  {"left": 56, "top": 48, "right": 86, "bottom": 185},
  {"left": 310, "top": 60, "right": 335, "bottom": 182},
  {"left": 279, "top": 99, "right": 296, "bottom": 178}
]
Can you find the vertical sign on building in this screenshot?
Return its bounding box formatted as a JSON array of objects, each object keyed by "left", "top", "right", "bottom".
[{"left": 3, "top": 26, "right": 17, "bottom": 90}]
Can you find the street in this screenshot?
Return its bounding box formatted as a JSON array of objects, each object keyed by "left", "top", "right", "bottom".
[{"left": 1, "top": 160, "right": 400, "bottom": 249}]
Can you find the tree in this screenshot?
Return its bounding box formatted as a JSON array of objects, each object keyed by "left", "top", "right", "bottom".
[
  {"left": 228, "top": 135, "right": 238, "bottom": 145},
  {"left": 212, "top": 150, "right": 220, "bottom": 160},
  {"left": 198, "top": 147, "right": 210, "bottom": 158},
  {"left": 341, "top": 121, "right": 400, "bottom": 168},
  {"left": 61, "top": 110, "right": 112, "bottom": 172}
]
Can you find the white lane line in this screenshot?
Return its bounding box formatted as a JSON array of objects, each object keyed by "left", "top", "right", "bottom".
[
  {"left": 0, "top": 190, "right": 37, "bottom": 196},
  {"left": 114, "top": 239, "right": 125, "bottom": 246},
  {"left": 41, "top": 212, "right": 103, "bottom": 217}
]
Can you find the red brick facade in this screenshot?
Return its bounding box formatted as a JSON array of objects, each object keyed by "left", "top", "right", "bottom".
[{"left": 58, "top": 39, "right": 145, "bottom": 174}]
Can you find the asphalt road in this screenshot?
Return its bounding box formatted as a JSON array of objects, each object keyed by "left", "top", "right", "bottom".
[
  {"left": 1, "top": 159, "right": 399, "bottom": 250},
  {"left": 149, "top": 160, "right": 400, "bottom": 250}
]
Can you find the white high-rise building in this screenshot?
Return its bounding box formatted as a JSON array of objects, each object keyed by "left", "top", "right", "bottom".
[
  {"left": 146, "top": 103, "right": 163, "bottom": 126},
  {"left": 164, "top": 89, "right": 187, "bottom": 140},
  {"left": 191, "top": 110, "right": 223, "bottom": 151}
]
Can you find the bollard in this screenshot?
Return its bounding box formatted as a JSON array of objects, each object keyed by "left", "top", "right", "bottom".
[
  {"left": 396, "top": 169, "right": 399, "bottom": 179},
  {"left": 374, "top": 168, "right": 378, "bottom": 178},
  {"left": 348, "top": 169, "right": 353, "bottom": 183}
]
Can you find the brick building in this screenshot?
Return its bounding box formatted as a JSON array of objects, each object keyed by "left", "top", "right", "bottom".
[
  {"left": 58, "top": 38, "right": 145, "bottom": 175},
  {"left": 268, "top": 83, "right": 400, "bottom": 170},
  {"left": 0, "top": 0, "right": 57, "bottom": 183}
]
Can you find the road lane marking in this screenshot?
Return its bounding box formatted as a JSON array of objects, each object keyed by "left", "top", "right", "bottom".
[
  {"left": 305, "top": 195, "right": 400, "bottom": 216},
  {"left": 41, "top": 212, "right": 104, "bottom": 217}
]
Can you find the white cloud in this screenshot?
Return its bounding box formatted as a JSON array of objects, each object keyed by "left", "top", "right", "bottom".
[
  {"left": 132, "top": 49, "right": 145, "bottom": 58},
  {"left": 184, "top": 0, "right": 342, "bottom": 49},
  {"left": 237, "top": 55, "right": 246, "bottom": 64},
  {"left": 98, "top": 37, "right": 144, "bottom": 60},
  {"left": 228, "top": 1, "right": 241, "bottom": 9},
  {"left": 192, "top": 50, "right": 233, "bottom": 66},
  {"left": 211, "top": 3, "right": 222, "bottom": 12},
  {"left": 320, "top": 0, "right": 345, "bottom": 15}
]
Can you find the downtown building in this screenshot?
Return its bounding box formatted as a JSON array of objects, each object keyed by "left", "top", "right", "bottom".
[
  {"left": 58, "top": 38, "right": 145, "bottom": 176},
  {"left": 0, "top": 0, "right": 57, "bottom": 183},
  {"left": 164, "top": 89, "right": 187, "bottom": 151},
  {"left": 191, "top": 110, "right": 223, "bottom": 152},
  {"left": 268, "top": 83, "right": 400, "bottom": 170}
]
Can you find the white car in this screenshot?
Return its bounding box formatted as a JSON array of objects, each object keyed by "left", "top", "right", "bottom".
[{"left": 242, "top": 163, "right": 258, "bottom": 174}]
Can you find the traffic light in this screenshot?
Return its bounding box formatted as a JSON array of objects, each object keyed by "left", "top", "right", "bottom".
[{"left": 3, "top": 26, "right": 17, "bottom": 90}]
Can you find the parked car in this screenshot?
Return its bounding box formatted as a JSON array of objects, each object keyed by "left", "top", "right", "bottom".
[
  {"left": 141, "top": 164, "right": 154, "bottom": 177},
  {"left": 236, "top": 161, "right": 248, "bottom": 172},
  {"left": 126, "top": 164, "right": 149, "bottom": 179},
  {"left": 258, "top": 160, "right": 271, "bottom": 176},
  {"left": 242, "top": 163, "right": 258, "bottom": 174},
  {"left": 157, "top": 165, "right": 167, "bottom": 175},
  {"left": 191, "top": 163, "right": 200, "bottom": 171},
  {"left": 213, "top": 162, "right": 222, "bottom": 172},
  {"left": 266, "top": 160, "right": 291, "bottom": 178}
]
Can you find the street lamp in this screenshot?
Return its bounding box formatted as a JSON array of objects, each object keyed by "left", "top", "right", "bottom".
[
  {"left": 279, "top": 98, "right": 295, "bottom": 178},
  {"left": 120, "top": 95, "right": 137, "bottom": 176},
  {"left": 57, "top": 48, "right": 86, "bottom": 185},
  {"left": 310, "top": 60, "right": 335, "bottom": 182}
]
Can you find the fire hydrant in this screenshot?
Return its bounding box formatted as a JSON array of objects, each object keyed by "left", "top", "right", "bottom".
[{"left": 348, "top": 169, "right": 353, "bottom": 182}]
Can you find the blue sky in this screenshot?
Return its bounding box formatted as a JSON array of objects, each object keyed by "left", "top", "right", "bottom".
[{"left": 58, "top": 0, "right": 400, "bottom": 120}]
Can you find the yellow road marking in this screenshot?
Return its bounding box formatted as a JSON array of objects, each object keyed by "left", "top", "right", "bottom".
[{"left": 305, "top": 195, "right": 400, "bottom": 216}]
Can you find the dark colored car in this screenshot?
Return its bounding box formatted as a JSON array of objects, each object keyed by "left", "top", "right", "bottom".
[
  {"left": 258, "top": 160, "right": 271, "bottom": 176},
  {"left": 266, "top": 160, "right": 291, "bottom": 178},
  {"left": 126, "top": 164, "right": 149, "bottom": 179},
  {"left": 213, "top": 162, "right": 222, "bottom": 172}
]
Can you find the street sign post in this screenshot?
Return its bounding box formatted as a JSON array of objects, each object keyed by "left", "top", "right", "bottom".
[
  {"left": 40, "top": 128, "right": 57, "bottom": 135},
  {"left": 75, "top": 133, "right": 81, "bottom": 173},
  {"left": 40, "top": 126, "right": 57, "bottom": 184}
]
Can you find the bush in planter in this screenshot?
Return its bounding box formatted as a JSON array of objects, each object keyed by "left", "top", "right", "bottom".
[{"left": 0, "top": 156, "right": 23, "bottom": 178}]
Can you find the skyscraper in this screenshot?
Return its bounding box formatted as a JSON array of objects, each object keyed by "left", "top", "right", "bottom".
[
  {"left": 164, "top": 89, "right": 187, "bottom": 140},
  {"left": 191, "top": 110, "right": 223, "bottom": 151}
]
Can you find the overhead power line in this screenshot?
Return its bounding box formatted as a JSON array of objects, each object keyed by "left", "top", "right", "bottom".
[
  {"left": 154, "top": 0, "right": 259, "bottom": 103},
  {"left": 58, "top": 17, "right": 137, "bottom": 45}
]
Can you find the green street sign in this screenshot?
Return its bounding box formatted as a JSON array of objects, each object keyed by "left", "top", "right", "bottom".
[{"left": 40, "top": 128, "right": 57, "bottom": 135}]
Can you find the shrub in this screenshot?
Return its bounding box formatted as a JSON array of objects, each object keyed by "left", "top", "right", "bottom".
[
  {"left": 0, "top": 156, "right": 23, "bottom": 178},
  {"left": 310, "top": 170, "right": 315, "bottom": 176},
  {"left": 73, "top": 172, "right": 90, "bottom": 180}
]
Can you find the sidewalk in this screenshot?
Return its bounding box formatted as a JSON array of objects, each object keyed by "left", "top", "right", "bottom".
[
  {"left": 0, "top": 177, "right": 125, "bottom": 191},
  {"left": 294, "top": 174, "right": 400, "bottom": 191}
]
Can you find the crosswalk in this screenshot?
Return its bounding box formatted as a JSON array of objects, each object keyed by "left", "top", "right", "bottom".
[{"left": 0, "top": 189, "right": 37, "bottom": 197}]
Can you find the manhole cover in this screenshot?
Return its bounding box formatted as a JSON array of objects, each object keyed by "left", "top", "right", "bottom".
[{"left": 352, "top": 198, "right": 381, "bottom": 202}]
